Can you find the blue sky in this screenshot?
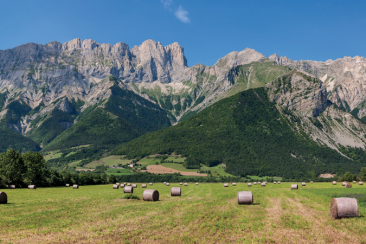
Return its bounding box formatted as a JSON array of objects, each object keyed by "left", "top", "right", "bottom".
[{"left": 0, "top": 0, "right": 365, "bottom": 66}]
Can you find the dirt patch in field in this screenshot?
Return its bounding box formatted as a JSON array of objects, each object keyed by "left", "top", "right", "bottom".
[{"left": 141, "top": 165, "right": 207, "bottom": 176}]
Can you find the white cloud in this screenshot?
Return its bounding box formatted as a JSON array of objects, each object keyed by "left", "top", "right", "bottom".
[
  {"left": 161, "top": 0, "right": 172, "bottom": 10},
  {"left": 175, "top": 6, "right": 190, "bottom": 23}
]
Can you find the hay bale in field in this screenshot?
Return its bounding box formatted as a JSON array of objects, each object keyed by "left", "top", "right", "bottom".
[
  {"left": 232, "top": 183, "right": 236, "bottom": 186},
  {"left": 65, "top": 184, "right": 70, "bottom": 187},
  {"left": 142, "top": 184, "right": 147, "bottom": 188},
  {"left": 346, "top": 183, "right": 352, "bottom": 188},
  {"left": 342, "top": 182, "right": 346, "bottom": 186},
  {"left": 171, "top": 187, "right": 181, "bottom": 196},
  {"left": 124, "top": 182, "right": 126, "bottom": 184},
  {"left": 195, "top": 183, "right": 199, "bottom": 185},
  {"left": 127, "top": 183, "right": 131, "bottom": 186},
  {"left": 332, "top": 181, "right": 337, "bottom": 185},
  {"left": 132, "top": 184, "right": 137, "bottom": 188},
  {"left": 116, "top": 183, "right": 120, "bottom": 186},
  {"left": 0, "top": 192, "right": 7, "bottom": 204},
  {"left": 237, "top": 191, "right": 253, "bottom": 205},
  {"left": 247, "top": 183, "right": 252, "bottom": 186},
  {"left": 302, "top": 182, "right": 306, "bottom": 186},
  {"left": 164, "top": 182, "right": 166, "bottom": 184},
  {"left": 278, "top": 181, "right": 281, "bottom": 184},
  {"left": 143, "top": 189, "right": 159, "bottom": 201},
  {"left": 273, "top": 182, "right": 276, "bottom": 184},
  {"left": 124, "top": 186, "right": 133, "bottom": 193},
  {"left": 253, "top": 182, "right": 257, "bottom": 185},
  {"left": 224, "top": 183, "right": 229, "bottom": 187},
  {"left": 113, "top": 185, "right": 119, "bottom": 189},
  {"left": 330, "top": 197, "right": 359, "bottom": 219},
  {"left": 291, "top": 184, "right": 298, "bottom": 190},
  {"left": 73, "top": 184, "right": 78, "bottom": 189},
  {"left": 180, "top": 182, "right": 183, "bottom": 185},
  {"left": 28, "top": 185, "right": 36, "bottom": 189},
  {"left": 359, "top": 182, "right": 363, "bottom": 185},
  {"left": 149, "top": 183, "right": 153, "bottom": 185},
  {"left": 311, "top": 181, "right": 313, "bottom": 184},
  {"left": 9, "top": 185, "right": 15, "bottom": 189},
  {"left": 353, "top": 181, "right": 356, "bottom": 184},
  {"left": 121, "top": 184, "right": 125, "bottom": 188},
  {"left": 261, "top": 183, "right": 266, "bottom": 187},
  {"left": 184, "top": 183, "right": 188, "bottom": 186},
  {"left": 166, "top": 183, "right": 170, "bottom": 186}
]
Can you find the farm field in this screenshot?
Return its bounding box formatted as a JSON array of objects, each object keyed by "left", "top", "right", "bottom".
[
  {"left": 200, "top": 164, "right": 234, "bottom": 177},
  {"left": 141, "top": 164, "right": 208, "bottom": 176},
  {"left": 1, "top": 183, "right": 366, "bottom": 243}
]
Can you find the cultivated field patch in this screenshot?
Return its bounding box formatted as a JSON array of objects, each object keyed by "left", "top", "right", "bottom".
[
  {"left": 1, "top": 183, "right": 365, "bottom": 243},
  {"left": 141, "top": 164, "right": 207, "bottom": 176}
]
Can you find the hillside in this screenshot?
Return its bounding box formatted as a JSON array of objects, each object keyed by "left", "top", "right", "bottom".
[
  {"left": 112, "top": 87, "right": 366, "bottom": 178},
  {"left": 43, "top": 84, "right": 171, "bottom": 151}
]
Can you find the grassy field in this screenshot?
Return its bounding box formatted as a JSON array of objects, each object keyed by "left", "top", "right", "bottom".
[
  {"left": 105, "top": 168, "right": 134, "bottom": 176},
  {"left": 1, "top": 182, "right": 366, "bottom": 243},
  {"left": 43, "top": 150, "right": 62, "bottom": 161},
  {"left": 200, "top": 164, "right": 234, "bottom": 177}
]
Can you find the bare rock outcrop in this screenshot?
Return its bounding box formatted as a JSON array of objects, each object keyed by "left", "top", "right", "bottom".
[{"left": 265, "top": 71, "right": 328, "bottom": 117}]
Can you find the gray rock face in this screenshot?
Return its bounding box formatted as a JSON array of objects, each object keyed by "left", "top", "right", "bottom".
[{"left": 265, "top": 71, "right": 328, "bottom": 117}]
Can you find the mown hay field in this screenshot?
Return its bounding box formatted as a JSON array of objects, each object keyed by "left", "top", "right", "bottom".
[{"left": 1, "top": 183, "right": 366, "bottom": 243}]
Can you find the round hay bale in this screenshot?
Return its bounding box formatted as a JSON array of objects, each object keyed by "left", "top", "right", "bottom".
[
  {"left": 171, "top": 187, "right": 181, "bottom": 196},
  {"left": 237, "top": 191, "right": 253, "bottom": 205},
  {"left": 124, "top": 186, "right": 133, "bottom": 193},
  {"left": 346, "top": 183, "right": 352, "bottom": 188},
  {"left": 232, "top": 183, "right": 236, "bottom": 186},
  {"left": 291, "top": 184, "right": 298, "bottom": 190},
  {"left": 142, "top": 184, "right": 147, "bottom": 188},
  {"left": 332, "top": 181, "right": 337, "bottom": 185},
  {"left": 164, "top": 182, "right": 166, "bottom": 184},
  {"left": 124, "top": 182, "right": 126, "bottom": 184},
  {"left": 273, "top": 182, "right": 276, "bottom": 184},
  {"left": 359, "top": 182, "right": 363, "bottom": 185},
  {"left": 28, "top": 185, "right": 36, "bottom": 189},
  {"left": 9, "top": 185, "right": 15, "bottom": 189},
  {"left": 180, "top": 182, "right": 183, "bottom": 185},
  {"left": 149, "top": 183, "right": 153, "bottom": 185},
  {"left": 0, "top": 192, "right": 7, "bottom": 204},
  {"left": 121, "top": 184, "right": 125, "bottom": 188},
  {"left": 247, "top": 183, "right": 252, "bottom": 186},
  {"left": 184, "top": 183, "right": 188, "bottom": 186},
  {"left": 127, "top": 183, "right": 131, "bottom": 186},
  {"left": 195, "top": 183, "right": 199, "bottom": 185},
  {"left": 311, "top": 181, "right": 313, "bottom": 184},
  {"left": 132, "top": 184, "right": 137, "bottom": 188},
  {"left": 116, "top": 183, "right": 120, "bottom": 186},
  {"left": 253, "top": 182, "right": 257, "bottom": 185},
  {"left": 330, "top": 197, "right": 359, "bottom": 219},
  {"left": 143, "top": 189, "right": 159, "bottom": 201},
  {"left": 65, "top": 184, "right": 70, "bottom": 187},
  {"left": 302, "top": 182, "right": 306, "bottom": 186},
  {"left": 113, "top": 185, "right": 119, "bottom": 189},
  {"left": 73, "top": 184, "right": 78, "bottom": 189},
  {"left": 278, "top": 181, "right": 281, "bottom": 184},
  {"left": 353, "top": 181, "right": 356, "bottom": 184},
  {"left": 261, "top": 183, "right": 266, "bottom": 187},
  {"left": 342, "top": 182, "right": 346, "bottom": 186},
  {"left": 166, "top": 183, "right": 170, "bottom": 186},
  {"left": 224, "top": 183, "right": 229, "bottom": 187}
]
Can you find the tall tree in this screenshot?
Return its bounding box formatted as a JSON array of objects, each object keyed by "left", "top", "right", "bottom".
[
  {"left": 0, "top": 149, "right": 26, "bottom": 186},
  {"left": 22, "top": 151, "right": 46, "bottom": 185}
]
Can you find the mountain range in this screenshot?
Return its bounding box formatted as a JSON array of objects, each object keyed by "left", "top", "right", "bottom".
[{"left": 1, "top": 38, "right": 366, "bottom": 176}]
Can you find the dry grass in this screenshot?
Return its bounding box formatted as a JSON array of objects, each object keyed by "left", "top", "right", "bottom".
[
  {"left": 141, "top": 165, "right": 207, "bottom": 176},
  {"left": 0, "top": 183, "right": 366, "bottom": 243}
]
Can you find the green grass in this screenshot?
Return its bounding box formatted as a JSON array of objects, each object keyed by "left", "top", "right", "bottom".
[
  {"left": 1, "top": 183, "right": 366, "bottom": 243},
  {"left": 137, "top": 157, "right": 161, "bottom": 165},
  {"left": 44, "top": 150, "right": 62, "bottom": 161},
  {"left": 100, "top": 155, "right": 132, "bottom": 166},
  {"left": 200, "top": 164, "right": 234, "bottom": 177},
  {"left": 68, "top": 160, "right": 82, "bottom": 167}
]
